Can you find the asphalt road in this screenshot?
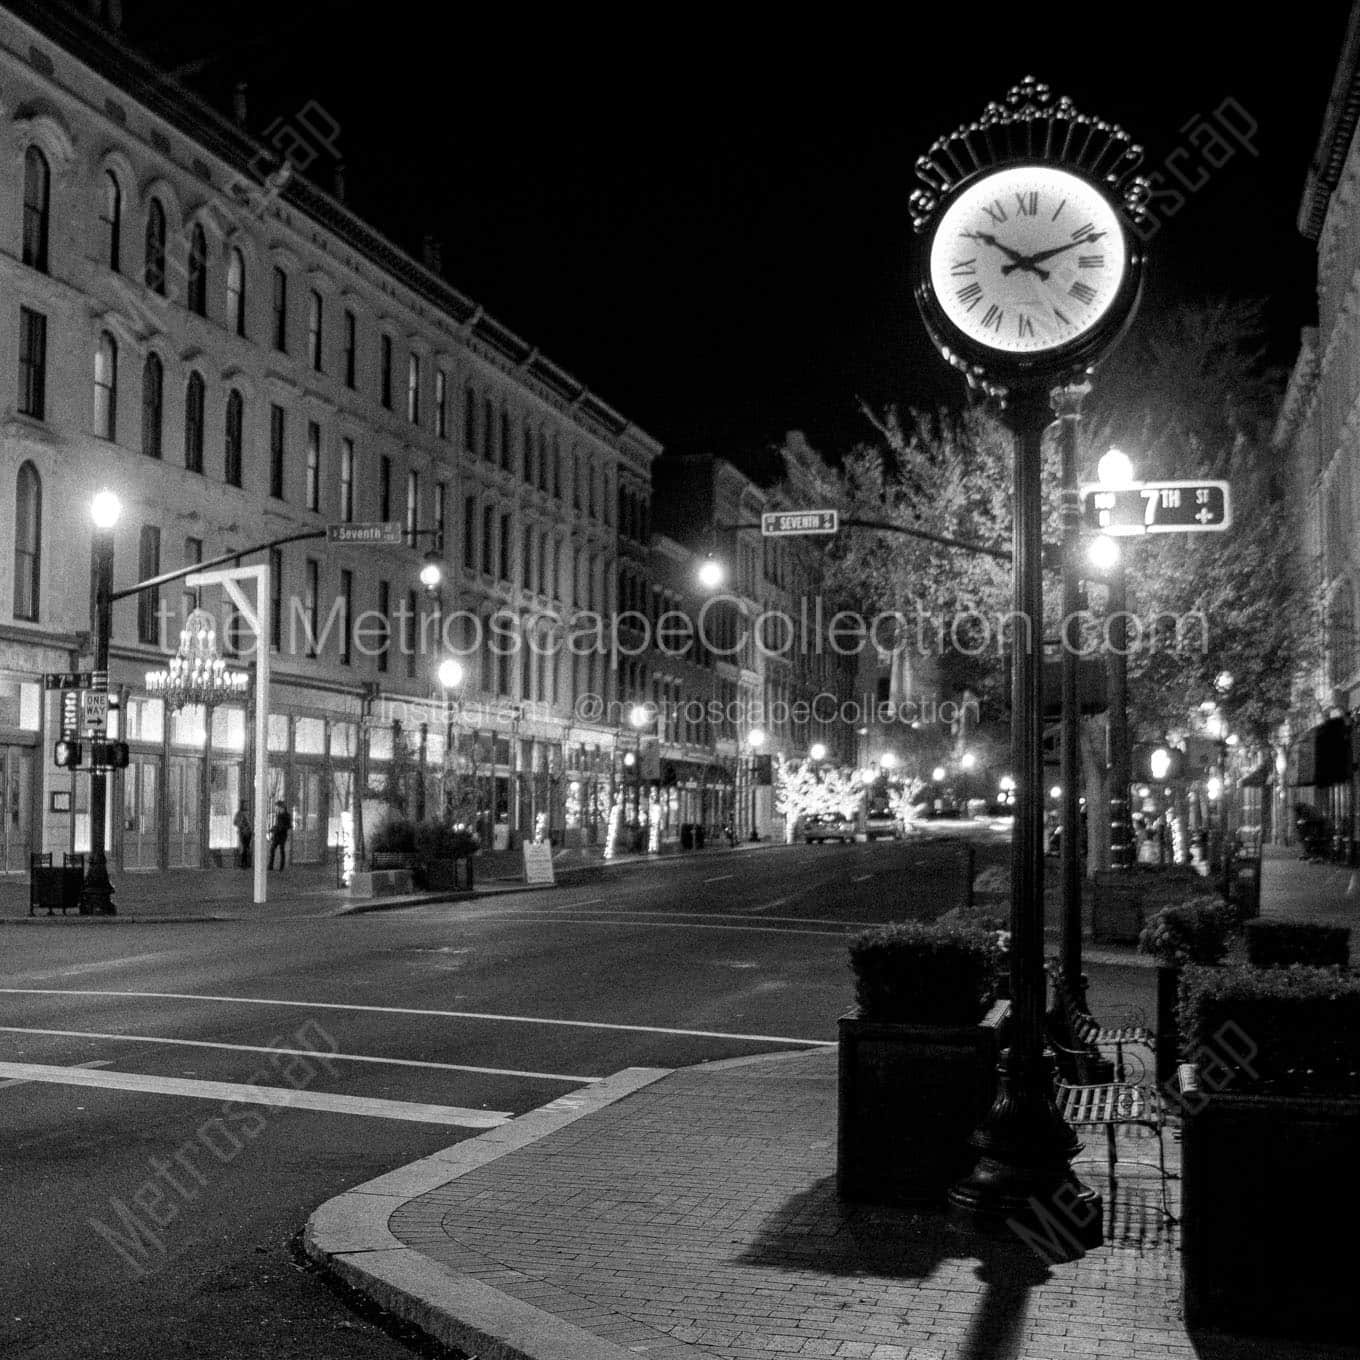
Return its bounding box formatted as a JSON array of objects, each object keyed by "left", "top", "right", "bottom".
[{"left": 0, "top": 835, "right": 977, "bottom": 1360}]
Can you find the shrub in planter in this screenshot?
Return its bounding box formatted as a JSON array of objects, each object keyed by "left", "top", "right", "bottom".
[
  {"left": 1178, "top": 963, "right": 1360, "bottom": 1341},
  {"left": 413, "top": 820, "right": 480, "bottom": 860},
  {"left": 1137, "top": 896, "right": 1235, "bottom": 968},
  {"left": 369, "top": 817, "right": 417, "bottom": 854},
  {"left": 1243, "top": 919, "right": 1350, "bottom": 970},
  {"left": 848, "top": 921, "right": 1000, "bottom": 1025}
]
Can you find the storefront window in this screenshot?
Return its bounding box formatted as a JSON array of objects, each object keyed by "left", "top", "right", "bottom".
[
  {"left": 267, "top": 714, "right": 289, "bottom": 752},
  {"left": 212, "top": 706, "right": 246, "bottom": 752},
  {"left": 0, "top": 679, "right": 40, "bottom": 730},
  {"left": 330, "top": 722, "right": 357, "bottom": 758},
  {"left": 170, "top": 706, "right": 207, "bottom": 747},
  {"left": 125, "top": 697, "right": 164, "bottom": 744},
  {"left": 425, "top": 728, "right": 445, "bottom": 765},
  {"left": 294, "top": 716, "right": 324, "bottom": 755},
  {"left": 368, "top": 725, "right": 394, "bottom": 761},
  {"left": 209, "top": 762, "right": 240, "bottom": 849}
]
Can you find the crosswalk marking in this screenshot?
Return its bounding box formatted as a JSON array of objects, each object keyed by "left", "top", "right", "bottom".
[
  {"left": 0, "top": 1062, "right": 512, "bottom": 1127},
  {"left": 0, "top": 1026, "right": 600, "bottom": 1085},
  {"left": 0, "top": 1057, "right": 113, "bottom": 1090},
  {"left": 0, "top": 989, "right": 835, "bottom": 1048}
]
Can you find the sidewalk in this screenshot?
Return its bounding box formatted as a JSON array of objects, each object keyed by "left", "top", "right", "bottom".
[
  {"left": 1257, "top": 842, "right": 1359, "bottom": 930},
  {"left": 308, "top": 1045, "right": 1356, "bottom": 1360}
]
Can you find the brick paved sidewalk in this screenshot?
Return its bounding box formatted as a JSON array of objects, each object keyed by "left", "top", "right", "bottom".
[{"left": 313, "top": 1041, "right": 1360, "bottom": 1360}]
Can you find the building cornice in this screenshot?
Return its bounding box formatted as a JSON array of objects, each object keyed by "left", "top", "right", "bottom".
[{"left": 1300, "top": 3, "right": 1360, "bottom": 241}]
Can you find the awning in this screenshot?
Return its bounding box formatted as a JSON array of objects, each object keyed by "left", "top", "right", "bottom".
[
  {"left": 661, "top": 758, "right": 733, "bottom": 786},
  {"left": 1288, "top": 717, "right": 1351, "bottom": 787}
]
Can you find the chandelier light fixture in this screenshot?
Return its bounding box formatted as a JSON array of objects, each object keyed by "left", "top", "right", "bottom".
[{"left": 145, "top": 608, "right": 249, "bottom": 711}]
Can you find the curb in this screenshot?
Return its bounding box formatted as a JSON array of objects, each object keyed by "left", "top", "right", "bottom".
[{"left": 304, "top": 1066, "right": 672, "bottom": 1360}]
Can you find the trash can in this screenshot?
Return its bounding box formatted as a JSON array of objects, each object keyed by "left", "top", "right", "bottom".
[
  {"left": 30, "top": 852, "right": 83, "bottom": 916},
  {"left": 680, "top": 823, "right": 695, "bottom": 850}
]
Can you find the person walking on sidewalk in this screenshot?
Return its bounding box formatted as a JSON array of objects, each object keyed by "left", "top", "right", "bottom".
[
  {"left": 267, "top": 800, "right": 293, "bottom": 871},
  {"left": 233, "top": 802, "right": 252, "bottom": 869}
]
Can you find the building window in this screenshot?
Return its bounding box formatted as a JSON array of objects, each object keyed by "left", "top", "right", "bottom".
[
  {"left": 269, "top": 404, "right": 286, "bottom": 499},
  {"left": 538, "top": 431, "right": 550, "bottom": 492},
  {"left": 94, "top": 331, "right": 118, "bottom": 440},
  {"left": 376, "top": 580, "right": 390, "bottom": 673},
  {"left": 405, "top": 590, "right": 418, "bottom": 679},
  {"left": 433, "top": 482, "right": 446, "bottom": 554},
  {"left": 339, "top": 570, "right": 353, "bottom": 665},
  {"left": 435, "top": 370, "right": 447, "bottom": 438},
  {"left": 339, "top": 439, "right": 354, "bottom": 522},
  {"left": 182, "top": 537, "right": 203, "bottom": 617},
  {"left": 13, "top": 462, "right": 41, "bottom": 621},
  {"left": 305, "top": 421, "right": 321, "bottom": 512},
  {"left": 101, "top": 170, "right": 122, "bottom": 272},
  {"left": 378, "top": 455, "right": 392, "bottom": 519},
  {"left": 184, "top": 372, "right": 205, "bottom": 473},
  {"left": 308, "top": 289, "right": 323, "bottom": 371},
  {"left": 521, "top": 528, "right": 533, "bottom": 592},
  {"left": 500, "top": 407, "right": 511, "bottom": 469},
  {"left": 226, "top": 248, "right": 246, "bottom": 336},
  {"left": 18, "top": 308, "right": 46, "bottom": 421},
  {"left": 481, "top": 504, "right": 494, "bottom": 575},
  {"left": 406, "top": 470, "right": 419, "bottom": 544},
  {"left": 555, "top": 443, "right": 565, "bottom": 499},
  {"left": 407, "top": 353, "right": 421, "bottom": 424},
  {"left": 271, "top": 266, "right": 288, "bottom": 351},
  {"left": 224, "top": 389, "right": 244, "bottom": 487},
  {"left": 269, "top": 548, "right": 282, "bottom": 648},
  {"left": 141, "top": 353, "right": 163, "bottom": 458},
  {"left": 464, "top": 385, "right": 476, "bottom": 452},
  {"left": 522, "top": 425, "right": 533, "bottom": 484},
  {"left": 463, "top": 495, "right": 476, "bottom": 570},
  {"left": 380, "top": 335, "right": 393, "bottom": 409},
  {"left": 187, "top": 225, "right": 208, "bottom": 316},
  {"left": 137, "top": 526, "right": 161, "bottom": 645},
  {"left": 499, "top": 512, "right": 511, "bottom": 582},
  {"left": 22, "top": 146, "right": 50, "bottom": 273},
  {"left": 304, "top": 558, "right": 319, "bottom": 657},
  {"left": 482, "top": 396, "right": 495, "bottom": 461},
  {"left": 145, "top": 199, "right": 167, "bottom": 295},
  {"left": 343, "top": 309, "right": 357, "bottom": 388}
]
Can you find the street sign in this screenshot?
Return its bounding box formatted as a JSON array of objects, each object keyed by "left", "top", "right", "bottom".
[
  {"left": 44, "top": 671, "right": 94, "bottom": 691},
  {"left": 761, "top": 509, "right": 839, "bottom": 537},
  {"left": 326, "top": 521, "right": 403, "bottom": 545},
  {"left": 1080, "top": 480, "right": 1231, "bottom": 536},
  {"left": 81, "top": 691, "right": 109, "bottom": 736}
]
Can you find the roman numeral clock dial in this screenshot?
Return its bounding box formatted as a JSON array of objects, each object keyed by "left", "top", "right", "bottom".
[{"left": 924, "top": 165, "right": 1129, "bottom": 362}]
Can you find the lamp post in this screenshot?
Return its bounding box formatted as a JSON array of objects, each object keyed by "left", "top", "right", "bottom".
[
  {"left": 80, "top": 491, "right": 121, "bottom": 915},
  {"left": 959, "top": 750, "right": 976, "bottom": 817},
  {"left": 747, "top": 727, "right": 767, "bottom": 840},
  {"left": 438, "top": 658, "right": 464, "bottom": 821},
  {"left": 628, "top": 702, "right": 649, "bottom": 836}
]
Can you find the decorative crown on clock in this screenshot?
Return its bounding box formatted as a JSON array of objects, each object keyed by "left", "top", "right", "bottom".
[{"left": 909, "top": 76, "right": 1151, "bottom": 234}]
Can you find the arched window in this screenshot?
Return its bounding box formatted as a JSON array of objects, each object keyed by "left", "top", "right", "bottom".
[
  {"left": 22, "top": 146, "right": 51, "bottom": 272},
  {"left": 1330, "top": 581, "right": 1358, "bottom": 689},
  {"left": 226, "top": 248, "right": 246, "bottom": 336},
  {"left": 144, "top": 199, "right": 167, "bottom": 294},
  {"left": 225, "top": 390, "right": 244, "bottom": 487},
  {"left": 522, "top": 424, "right": 533, "bottom": 482},
  {"left": 187, "top": 224, "right": 208, "bottom": 315},
  {"left": 101, "top": 170, "right": 122, "bottom": 272},
  {"left": 500, "top": 406, "right": 511, "bottom": 468},
  {"left": 94, "top": 331, "right": 118, "bottom": 439},
  {"left": 184, "top": 372, "right": 205, "bottom": 473},
  {"left": 537, "top": 429, "right": 550, "bottom": 491},
  {"left": 464, "top": 385, "right": 476, "bottom": 453},
  {"left": 482, "top": 396, "right": 495, "bottom": 460},
  {"left": 141, "top": 352, "right": 163, "bottom": 459},
  {"left": 13, "top": 462, "right": 41, "bottom": 621}
]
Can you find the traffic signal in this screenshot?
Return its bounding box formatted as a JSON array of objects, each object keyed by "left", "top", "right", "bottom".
[
  {"left": 1131, "top": 743, "right": 1184, "bottom": 782},
  {"left": 91, "top": 741, "right": 130, "bottom": 769},
  {"left": 53, "top": 740, "right": 82, "bottom": 768}
]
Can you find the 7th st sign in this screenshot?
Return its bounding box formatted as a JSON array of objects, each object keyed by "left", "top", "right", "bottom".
[{"left": 1080, "top": 480, "right": 1231, "bottom": 537}]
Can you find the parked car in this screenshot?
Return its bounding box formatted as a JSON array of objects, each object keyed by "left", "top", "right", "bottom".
[
  {"left": 864, "top": 806, "right": 902, "bottom": 840},
  {"left": 804, "top": 814, "right": 855, "bottom": 844}
]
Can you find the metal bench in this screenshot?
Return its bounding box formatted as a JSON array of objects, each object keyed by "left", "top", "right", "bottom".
[{"left": 1047, "top": 958, "right": 1153, "bottom": 1081}]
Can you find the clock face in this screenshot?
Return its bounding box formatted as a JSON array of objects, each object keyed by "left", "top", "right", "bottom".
[{"left": 927, "top": 165, "right": 1128, "bottom": 357}]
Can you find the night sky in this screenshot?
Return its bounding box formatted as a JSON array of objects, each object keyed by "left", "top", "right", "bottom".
[{"left": 120, "top": 2, "right": 1350, "bottom": 480}]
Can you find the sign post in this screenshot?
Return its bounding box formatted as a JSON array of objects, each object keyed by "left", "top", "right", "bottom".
[
  {"left": 760, "top": 509, "right": 839, "bottom": 537},
  {"left": 1080, "top": 480, "right": 1231, "bottom": 535}
]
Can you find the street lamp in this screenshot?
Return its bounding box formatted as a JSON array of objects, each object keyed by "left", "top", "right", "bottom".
[
  {"left": 697, "top": 554, "right": 724, "bottom": 590},
  {"left": 809, "top": 742, "right": 828, "bottom": 762},
  {"left": 81, "top": 491, "right": 122, "bottom": 915},
  {"left": 746, "top": 727, "right": 767, "bottom": 841},
  {"left": 628, "top": 703, "right": 650, "bottom": 831},
  {"left": 879, "top": 751, "right": 898, "bottom": 771}
]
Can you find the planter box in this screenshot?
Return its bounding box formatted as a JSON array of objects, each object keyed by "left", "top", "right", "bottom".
[
  {"left": 837, "top": 999, "right": 1009, "bottom": 1207},
  {"left": 424, "top": 857, "right": 472, "bottom": 891},
  {"left": 1180, "top": 1065, "right": 1360, "bottom": 1342},
  {"left": 347, "top": 869, "right": 413, "bottom": 898}
]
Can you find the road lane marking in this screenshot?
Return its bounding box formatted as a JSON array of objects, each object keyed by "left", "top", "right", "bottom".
[
  {"left": 494, "top": 915, "right": 846, "bottom": 937},
  {"left": 470, "top": 905, "right": 882, "bottom": 928},
  {"left": 0, "top": 1057, "right": 113, "bottom": 1090},
  {"left": 56, "top": 952, "right": 176, "bottom": 977},
  {"left": 703, "top": 874, "right": 733, "bottom": 883},
  {"left": 852, "top": 874, "right": 873, "bottom": 883},
  {"left": 0, "top": 989, "right": 835, "bottom": 1048},
  {"left": 0, "top": 1062, "right": 512, "bottom": 1127},
  {"left": 0, "top": 1027, "right": 599, "bottom": 1085},
  {"left": 750, "top": 898, "right": 790, "bottom": 912}
]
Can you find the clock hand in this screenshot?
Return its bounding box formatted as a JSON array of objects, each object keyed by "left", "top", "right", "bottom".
[
  {"left": 959, "top": 230, "right": 1030, "bottom": 268},
  {"left": 1001, "top": 240, "right": 1083, "bottom": 273}
]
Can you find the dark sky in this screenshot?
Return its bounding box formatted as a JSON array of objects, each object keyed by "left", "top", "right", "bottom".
[{"left": 120, "top": 1, "right": 1350, "bottom": 480}]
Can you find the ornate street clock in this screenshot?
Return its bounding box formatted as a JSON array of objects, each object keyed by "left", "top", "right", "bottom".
[{"left": 912, "top": 78, "right": 1149, "bottom": 392}]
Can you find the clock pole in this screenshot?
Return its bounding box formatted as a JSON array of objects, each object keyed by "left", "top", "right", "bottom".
[{"left": 945, "top": 385, "right": 1100, "bottom": 1248}]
